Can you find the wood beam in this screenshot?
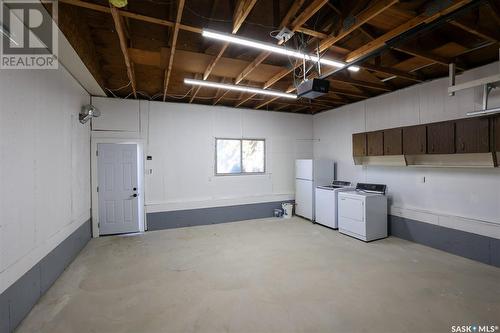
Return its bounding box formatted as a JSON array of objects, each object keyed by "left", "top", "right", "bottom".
[
  {"left": 318, "top": 0, "right": 399, "bottom": 53},
  {"left": 345, "top": 0, "right": 474, "bottom": 63},
  {"left": 192, "top": 0, "right": 257, "bottom": 102},
  {"left": 235, "top": 52, "right": 271, "bottom": 84},
  {"left": 189, "top": 74, "right": 202, "bottom": 103},
  {"left": 233, "top": 0, "right": 324, "bottom": 85},
  {"left": 59, "top": 0, "right": 201, "bottom": 33},
  {"left": 162, "top": 0, "right": 185, "bottom": 100},
  {"left": 233, "top": 0, "right": 258, "bottom": 33},
  {"left": 295, "top": 26, "right": 328, "bottom": 39},
  {"left": 360, "top": 63, "right": 424, "bottom": 82},
  {"left": 289, "top": 0, "right": 328, "bottom": 30},
  {"left": 448, "top": 20, "right": 499, "bottom": 43},
  {"left": 393, "top": 46, "right": 465, "bottom": 70},
  {"left": 329, "top": 76, "right": 392, "bottom": 92},
  {"left": 488, "top": 0, "right": 500, "bottom": 25},
  {"left": 110, "top": 5, "right": 136, "bottom": 98}
]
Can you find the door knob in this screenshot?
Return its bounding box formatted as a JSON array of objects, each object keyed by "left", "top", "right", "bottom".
[
  {"left": 132, "top": 193, "right": 138, "bottom": 197},
  {"left": 133, "top": 187, "right": 137, "bottom": 191}
]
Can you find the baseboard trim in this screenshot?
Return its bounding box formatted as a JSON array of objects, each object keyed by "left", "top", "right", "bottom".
[
  {"left": 146, "top": 200, "right": 293, "bottom": 231},
  {"left": 389, "top": 215, "right": 500, "bottom": 268},
  {"left": 0, "top": 219, "right": 92, "bottom": 333}
]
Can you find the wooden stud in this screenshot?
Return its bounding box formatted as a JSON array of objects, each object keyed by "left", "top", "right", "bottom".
[
  {"left": 110, "top": 5, "right": 136, "bottom": 98},
  {"left": 162, "top": 0, "right": 185, "bottom": 100}
]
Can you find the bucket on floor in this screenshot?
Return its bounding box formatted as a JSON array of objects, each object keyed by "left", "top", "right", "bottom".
[
  {"left": 274, "top": 209, "right": 283, "bottom": 217},
  {"left": 282, "top": 203, "right": 294, "bottom": 219}
]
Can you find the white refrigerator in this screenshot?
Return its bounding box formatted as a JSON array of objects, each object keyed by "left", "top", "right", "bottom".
[{"left": 295, "top": 159, "right": 335, "bottom": 220}]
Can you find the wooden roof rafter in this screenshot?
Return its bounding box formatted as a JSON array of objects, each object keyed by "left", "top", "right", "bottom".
[
  {"left": 162, "top": 0, "right": 185, "bottom": 101},
  {"left": 189, "top": 0, "right": 257, "bottom": 103},
  {"left": 110, "top": 4, "right": 137, "bottom": 98}
]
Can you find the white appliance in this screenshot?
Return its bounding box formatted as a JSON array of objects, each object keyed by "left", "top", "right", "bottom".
[
  {"left": 338, "top": 183, "right": 388, "bottom": 242},
  {"left": 315, "top": 181, "right": 353, "bottom": 229},
  {"left": 295, "top": 159, "right": 335, "bottom": 220}
]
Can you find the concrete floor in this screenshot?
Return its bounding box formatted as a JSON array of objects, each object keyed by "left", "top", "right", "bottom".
[{"left": 17, "top": 217, "right": 500, "bottom": 333}]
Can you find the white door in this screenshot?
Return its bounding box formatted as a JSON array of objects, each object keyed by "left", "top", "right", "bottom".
[
  {"left": 97, "top": 143, "right": 140, "bottom": 235},
  {"left": 295, "top": 179, "right": 313, "bottom": 220},
  {"left": 295, "top": 159, "right": 313, "bottom": 180}
]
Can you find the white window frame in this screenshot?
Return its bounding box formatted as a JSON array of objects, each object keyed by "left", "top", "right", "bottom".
[{"left": 215, "top": 138, "right": 266, "bottom": 176}]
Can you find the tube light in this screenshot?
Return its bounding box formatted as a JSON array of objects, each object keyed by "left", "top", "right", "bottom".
[
  {"left": 184, "top": 78, "right": 297, "bottom": 99},
  {"left": 202, "top": 29, "right": 359, "bottom": 72}
]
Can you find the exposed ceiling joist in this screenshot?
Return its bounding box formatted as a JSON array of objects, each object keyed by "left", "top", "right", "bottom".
[
  {"left": 233, "top": 0, "right": 258, "bottom": 33},
  {"left": 162, "top": 0, "right": 185, "bottom": 100},
  {"left": 318, "top": 0, "right": 399, "bottom": 53},
  {"left": 110, "top": 5, "right": 136, "bottom": 98},
  {"left": 345, "top": 0, "right": 475, "bottom": 63},
  {"left": 192, "top": 0, "right": 258, "bottom": 102},
  {"left": 289, "top": 0, "right": 328, "bottom": 29},
  {"left": 449, "top": 20, "right": 498, "bottom": 43},
  {"left": 393, "top": 46, "right": 465, "bottom": 70},
  {"left": 360, "top": 63, "right": 424, "bottom": 82}
]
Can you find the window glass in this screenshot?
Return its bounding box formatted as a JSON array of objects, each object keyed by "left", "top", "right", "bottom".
[
  {"left": 216, "top": 139, "right": 241, "bottom": 174},
  {"left": 215, "top": 139, "right": 265, "bottom": 175},
  {"left": 242, "top": 140, "right": 265, "bottom": 173}
]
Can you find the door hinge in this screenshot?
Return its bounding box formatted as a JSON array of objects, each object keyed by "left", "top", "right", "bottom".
[
  {"left": 96, "top": 150, "right": 98, "bottom": 156},
  {"left": 98, "top": 222, "right": 100, "bottom": 228},
  {"left": 97, "top": 186, "right": 99, "bottom": 192}
]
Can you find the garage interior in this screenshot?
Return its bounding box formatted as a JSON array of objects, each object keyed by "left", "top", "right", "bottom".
[{"left": 1, "top": 0, "right": 500, "bottom": 332}]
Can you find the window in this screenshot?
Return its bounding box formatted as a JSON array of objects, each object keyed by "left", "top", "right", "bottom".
[{"left": 215, "top": 139, "right": 265, "bottom": 175}]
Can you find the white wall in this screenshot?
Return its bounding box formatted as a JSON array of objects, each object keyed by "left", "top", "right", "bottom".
[
  {"left": 0, "top": 67, "right": 91, "bottom": 294},
  {"left": 145, "top": 102, "right": 313, "bottom": 212},
  {"left": 314, "top": 61, "right": 500, "bottom": 239},
  {"left": 90, "top": 98, "right": 313, "bottom": 217}
]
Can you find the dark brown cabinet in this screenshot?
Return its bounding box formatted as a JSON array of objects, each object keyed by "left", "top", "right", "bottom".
[
  {"left": 367, "top": 131, "right": 384, "bottom": 156},
  {"left": 427, "top": 122, "right": 455, "bottom": 154},
  {"left": 455, "top": 118, "right": 489, "bottom": 153},
  {"left": 383, "top": 128, "right": 402, "bottom": 155},
  {"left": 352, "top": 133, "right": 367, "bottom": 156},
  {"left": 403, "top": 125, "right": 426, "bottom": 154}
]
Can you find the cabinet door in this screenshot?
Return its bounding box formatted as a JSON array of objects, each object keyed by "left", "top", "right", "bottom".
[
  {"left": 403, "top": 125, "right": 426, "bottom": 155},
  {"left": 427, "top": 122, "right": 455, "bottom": 154},
  {"left": 367, "top": 131, "right": 384, "bottom": 156},
  {"left": 455, "top": 118, "right": 489, "bottom": 153},
  {"left": 496, "top": 116, "right": 500, "bottom": 152},
  {"left": 384, "top": 128, "right": 402, "bottom": 155},
  {"left": 352, "top": 133, "right": 367, "bottom": 156}
]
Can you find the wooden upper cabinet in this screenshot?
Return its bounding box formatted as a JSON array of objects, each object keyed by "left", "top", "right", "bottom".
[
  {"left": 403, "top": 125, "right": 426, "bottom": 155},
  {"left": 495, "top": 115, "right": 500, "bottom": 152},
  {"left": 383, "top": 128, "right": 402, "bottom": 155},
  {"left": 367, "top": 131, "right": 384, "bottom": 156},
  {"left": 352, "top": 133, "right": 367, "bottom": 156},
  {"left": 427, "top": 122, "right": 455, "bottom": 154},
  {"left": 455, "top": 118, "right": 490, "bottom": 153}
]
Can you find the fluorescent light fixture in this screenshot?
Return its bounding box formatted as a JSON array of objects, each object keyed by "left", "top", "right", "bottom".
[
  {"left": 202, "top": 29, "right": 359, "bottom": 72},
  {"left": 184, "top": 78, "right": 297, "bottom": 99}
]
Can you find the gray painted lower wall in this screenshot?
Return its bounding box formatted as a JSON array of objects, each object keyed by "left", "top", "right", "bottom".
[
  {"left": 0, "top": 219, "right": 91, "bottom": 333},
  {"left": 147, "top": 201, "right": 293, "bottom": 231},
  {"left": 389, "top": 215, "right": 500, "bottom": 268}
]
